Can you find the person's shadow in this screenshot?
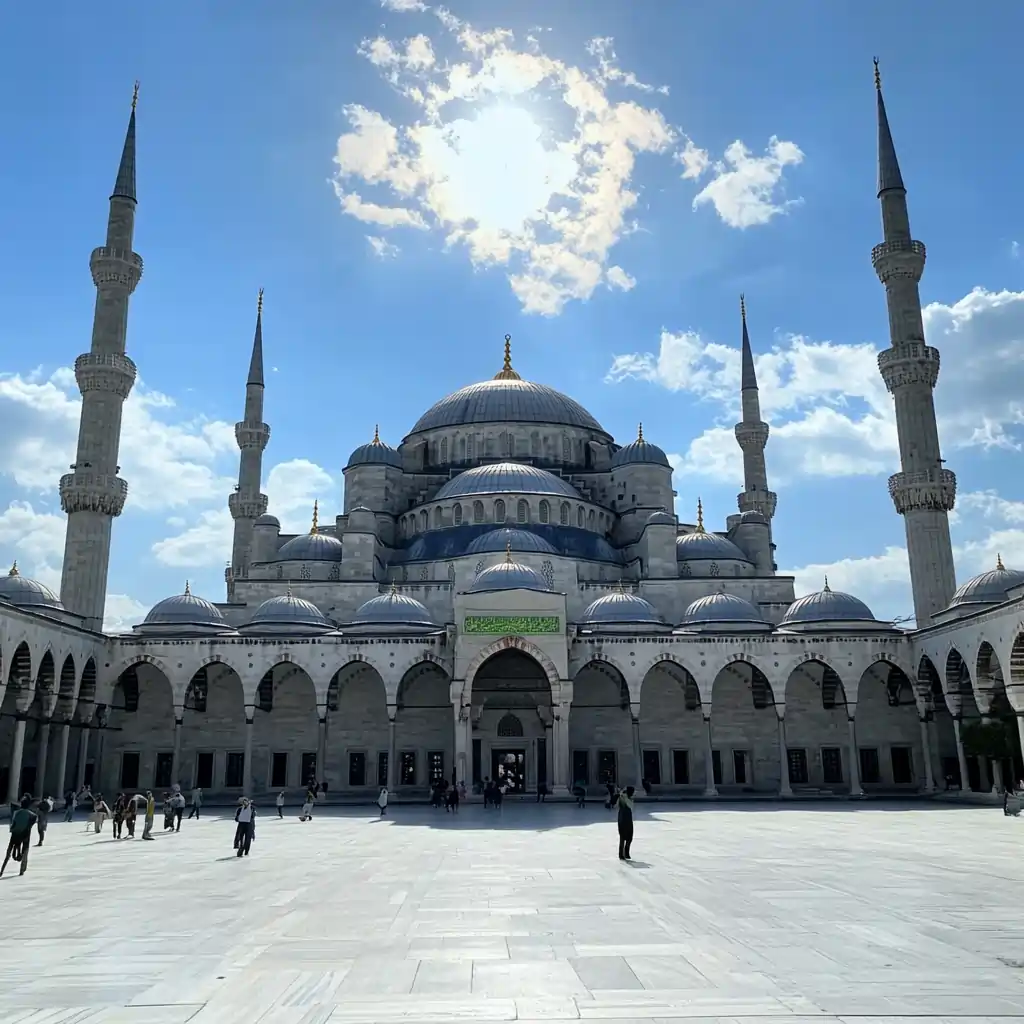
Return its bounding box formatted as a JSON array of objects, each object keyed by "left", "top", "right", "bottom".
[{"left": 623, "top": 860, "right": 651, "bottom": 869}]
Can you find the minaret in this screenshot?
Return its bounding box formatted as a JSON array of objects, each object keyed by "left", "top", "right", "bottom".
[
  {"left": 734, "top": 295, "right": 778, "bottom": 525},
  {"left": 872, "top": 60, "right": 956, "bottom": 624},
  {"left": 59, "top": 85, "right": 144, "bottom": 631},
  {"left": 227, "top": 290, "right": 271, "bottom": 596}
]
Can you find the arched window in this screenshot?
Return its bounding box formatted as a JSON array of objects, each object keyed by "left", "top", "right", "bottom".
[
  {"left": 562, "top": 436, "right": 571, "bottom": 462},
  {"left": 467, "top": 435, "right": 475, "bottom": 459},
  {"left": 473, "top": 500, "right": 484, "bottom": 524},
  {"left": 497, "top": 713, "right": 524, "bottom": 737},
  {"left": 517, "top": 499, "right": 528, "bottom": 523},
  {"left": 531, "top": 433, "right": 540, "bottom": 455},
  {"left": 440, "top": 438, "right": 448, "bottom": 463},
  {"left": 539, "top": 500, "right": 550, "bottom": 524},
  {"left": 577, "top": 506, "right": 585, "bottom": 527},
  {"left": 494, "top": 499, "right": 506, "bottom": 522},
  {"left": 458, "top": 437, "right": 466, "bottom": 460},
  {"left": 453, "top": 503, "right": 463, "bottom": 527},
  {"left": 420, "top": 509, "right": 428, "bottom": 531},
  {"left": 434, "top": 507, "right": 443, "bottom": 528},
  {"left": 588, "top": 510, "right": 595, "bottom": 529},
  {"left": 499, "top": 431, "right": 508, "bottom": 456},
  {"left": 560, "top": 502, "right": 570, "bottom": 526}
]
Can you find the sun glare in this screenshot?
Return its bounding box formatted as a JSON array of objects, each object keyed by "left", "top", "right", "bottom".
[{"left": 420, "top": 105, "right": 577, "bottom": 235}]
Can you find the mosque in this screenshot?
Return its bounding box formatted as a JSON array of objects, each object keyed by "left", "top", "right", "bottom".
[{"left": 2, "top": 70, "right": 1024, "bottom": 807}]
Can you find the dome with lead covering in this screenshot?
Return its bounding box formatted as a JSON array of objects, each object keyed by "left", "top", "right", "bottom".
[
  {"left": 610, "top": 425, "right": 671, "bottom": 469},
  {"left": 466, "top": 528, "right": 557, "bottom": 556},
  {"left": 681, "top": 593, "right": 768, "bottom": 630},
  {"left": 275, "top": 502, "right": 343, "bottom": 561},
  {"left": 255, "top": 513, "right": 280, "bottom": 528},
  {"left": 0, "top": 562, "right": 63, "bottom": 610},
  {"left": 646, "top": 510, "right": 676, "bottom": 527},
  {"left": 676, "top": 532, "right": 749, "bottom": 562},
  {"left": 346, "top": 425, "right": 403, "bottom": 470},
  {"left": 579, "top": 590, "right": 665, "bottom": 627},
  {"left": 469, "top": 553, "right": 551, "bottom": 594},
  {"left": 780, "top": 580, "right": 876, "bottom": 626},
  {"left": 436, "top": 462, "right": 580, "bottom": 500},
  {"left": 347, "top": 588, "right": 439, "bottom": 631},
  {"left": 241, "top": 593, "right": 333, "bottom": 634},
  {"left": 138, "top": 583, "right": 227, "bottom": 634},
  {"left": 947, "top": 556, "right": 1024, "bottom": 610}
]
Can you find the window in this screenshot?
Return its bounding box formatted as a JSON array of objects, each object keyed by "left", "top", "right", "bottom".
[
  {"left": 497, "top": 713, "right": 523, "bottom": 737},
  {"left": 458, "top": 437, "right": 466, "bottom": 460},
  {"left": 473, "top": 500, "right": 484, "bottom": 524},
  {"left": 712, "top": 749, "right": 722, "bottom": 786},
  {"left": 400, "top": 751, "right": 416, "bottom": 786},
  {"left": 562, "top": 436, "right": 571, "bottom": 462},
  {"left": 271, "top": 752, "right": 288, "bottom": 788},
  {"left": 588, "top": 510, "right": 595, "bottom": 528},
  {"left": 301, "top": 752, "right": 318, "bottom": 787},
  {"left": 428, "top": 751, "right": 445, "bottom": 785},
  {"left": 453, "top": 503, "right": 463, "bottom": 526},
  {"left": 225, "top": 752, "right": 246, "bottom": 789},
  {"left": 787, "top": 748, "right": 808, "bottom": 785},
  {"left": 195, "top": 752, "right": 214, "bottom": 789},
  {"left": 539, "top": 500, "right": 550, "bottom": 524},
  {"left": 467, "top": 435, "right": 475, "bottom": 459},
  {"left": 642, "top": 749, "right": 661, "bottom": 785},
  {"left": 572, "top": 749, "right": 589, "bottom": 786},
  {"left": 377, "top": 751, "right": 388, "bottom": 787},
  {"left": 440, "top": 438, "right": 448, "bottom": 463},
  {"left": 494, "top": 499, "right": 505, "bottom": 522},
  {"left": 154, "top": 752, "right": 174, "bottom": 789},
  {"left": 822, "top": 747, "right": 843, "bottom": 784},
  {"left": 891, "top": 746, "right": 914, "bottom": 784},
  {"left": 560, "top": 502, "right": 569, "bottom": 525},
  {"left": 672, "top": 749, "right": 689, "bottom": 784},
  {"left": 577, "top": 506, "right": 585, "bottom": 527},
  {"left": 531, "top": 433, "right": 540, "bottom": 455},
  {"left": 420, "top": 510, "right": 428, "bottom": 531},
  {"left": 349, "top": 752, "right": 367, "bottom": 787},
  {"left": 434, "top": 507, "right": 443, "bottom": 528},
  {"left": 597, "top": 750, "right": 617, "bottom": 786},
  {"left": 732, "top": 750, "right": 748, "bottom": 786},
  {"left": 859, "top": 747, "right": 881, "bottom": 784},
  {"left": 472, "top": 739, "right": 482, "bottom": 785},
  {"left": 751, "top": 671, "right": 772, "bottom": 710},
  {"left": 120, "top": 752, "right": 140, "bottom": 790},
  {"left": 517, "top": 499, "right": 528, "bottom": 523},
  {"left": 186, "top": 676, "right": 207, "bottom": 713}
]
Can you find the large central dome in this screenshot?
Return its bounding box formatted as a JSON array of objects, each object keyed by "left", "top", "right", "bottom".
[{"left": 407, "top": 338, "right": 606, "bottom": 437}]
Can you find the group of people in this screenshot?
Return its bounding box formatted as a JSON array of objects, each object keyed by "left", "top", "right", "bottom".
[{"left": 430, "top": 779, "right": 465, "bottom": 812}]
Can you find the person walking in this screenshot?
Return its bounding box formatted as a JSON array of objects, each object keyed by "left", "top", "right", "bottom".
[
  {"left": 35, "top": 794, "right": 53, "bottom": 846},
  {"left": 275, "top": 791, "right": 285, "bottom": 818},
  {"left": 141, "top": 791, "right": 156, "bottom": 840},
  {"left": 234, "top": 798, "right": 254, "bottom": 857},
  {"left": 616, "top": 785, "right": 635, "bottom": 861},
  {"left": 63, "top": 789, "right": 77, "bottom": 822},
  {"left": 171, "top": 790, "right": 186, "bottom": 832},
  {"left": 112, "top": 794, "right": 126, "bottom": 839},
  {"left": 377, "top": 787, "right": 388, "bottom": 817},
  {"left": 90, "top": 794, "right": 111, "bottom": 834},
  {"left": 299, "top": 788, "right": 315, "bottom": 822},
  {"left": 188, "top": 786, "right": 203, "bottom": 819},
  {"left": 1, "top": 795, "right": 37, "bottom": 877},
  {"left": 124, "top": 795, "right": 137, "bottom": 838}
]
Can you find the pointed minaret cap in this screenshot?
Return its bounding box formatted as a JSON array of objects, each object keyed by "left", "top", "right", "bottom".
[
  {"left": 740, "top": 293, "right": 757, "bottom": 391},
  {"left": 247, "top": 289, "right": 265, "bottom": 387},
  {"left": 310, "top": 500, "right": 319, "bottom": 535},
  {"left": 695, "top": 497, "right": 706, "bottom": 534},
  {"left": 493, "top": 334, "right": 522, "bottom": 381},
  {"left": 184, "top": 579, "right": 191, "bottom": 595},
  {"left": 8, "top": 560, "right": 18, "bottom": 577},
  {"left": 997, "top": 552, "right": 1005, "bottom": 571},
  {"left": 112, "top": 81, "right": 139, "bottom": 202},
  {"left": 874, "top": 58, "right": 906, "bottom": 197},
  {"left": 637, "top": 422, "right": 644, "bottom": 443},
  {"left": 371, "top": 424, "right": 381, "bottom": 446}
]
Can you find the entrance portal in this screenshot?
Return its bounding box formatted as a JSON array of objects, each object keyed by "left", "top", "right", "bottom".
[{"left": 492, "top": 749, "right": 526, "bottom": 793}]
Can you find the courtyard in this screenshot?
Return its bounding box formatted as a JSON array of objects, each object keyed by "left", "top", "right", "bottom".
[{"left": 2, "top": 801, "right": 1024, "bottom": 1024}]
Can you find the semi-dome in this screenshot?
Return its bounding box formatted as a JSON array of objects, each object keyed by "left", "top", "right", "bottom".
[
  {"left": 681, "top": 593, "right": 767, "bottom": 629},
  {"left": 466, "top": 528, "right": 557, "bottom": 556},
  {"left": 436, "top": 462, "right": 580, "bottom": 500},
  {"left": 345, "top": 425, "right": 403, "bottom": 470},
  {"left": 241, "top": 593, "right": 332, "bottom": 634},
  {"left": 610, "top": 425, "right": 671, "bottom": 469},
  {"left": 347, "top": 587, "right": 439, "bottom": 630},
  {"left": 779, "top": 580, "right": 876, "bottom": 626},
  {"left": 646, "top": 510, "right": 675, "bottom": 526},
  {"left": 579, "top": 590, "right": 664, "bottom": 627},
  {"left": 140, "top": 583, "right": 226, "bottom": 632},
  {"left": 0, "top": 562, "right": 63, "bottom": 610},
  {"left": 275, "top": 504, "right": 343, "bottom": 561},
  {"left": 948, "top": 556, "right": 1024, "bottom": 610},
  {"left": 469, "top": 552, "right": 551, "bottom": 594}
]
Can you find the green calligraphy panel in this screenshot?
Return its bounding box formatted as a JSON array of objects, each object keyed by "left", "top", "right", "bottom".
[{"left": 463, "top": 615, "right": 560, "bottom": 635}]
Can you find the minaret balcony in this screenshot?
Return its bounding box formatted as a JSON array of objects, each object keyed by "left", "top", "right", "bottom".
[
  {"left": 877, "top": 343, "right": 940, "bottom": 392},
  {"left": 75, "top": 352, "right": 137, "bottom": 399},
  {"left": 738, "top": 489, "right": 777, "bottom": 519},
  {"left": 89, "top": 247, "right": 143, "bottom": 293},
  {"left": 229, "top": 492, "right": 269, "bottom": 520},
  {"left": 59, "top": 471, "right": 128, "bottom": 517},
  {"left": 888, "top": 468, "right": 956, "bottom": 515},
  {"left": 871, "top": 238, "right": 925, "bottom": 284},
  {"left": 235, "top": 421, "right": 271, "bottom": 451},
  {"left": 734, "top": 421, "right": 769, "bottom": 450}
]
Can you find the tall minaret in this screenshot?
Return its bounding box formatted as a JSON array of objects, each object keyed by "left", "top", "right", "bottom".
[
  {"left": 227, "top": 290, "right": 270, "bottom": 597},
  {"left": 59, "top": 85, "right": 144, "bottom": 631},
  {"left": 871, "top": 60, "right": 956, "bottom": 624},
  {"left": 734, "top": 295, "right": 778, "bottom": 527}
]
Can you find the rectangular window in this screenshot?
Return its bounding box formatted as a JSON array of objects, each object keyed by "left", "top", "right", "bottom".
[
  {"left": 377, "top": 751, "right": 388, "bottom": 788},
  {"left": 891, "top": 745, "right": 914, "bottom": 785},
  {"left": 349, "top": 752, "right": 367, "bottom": 787},
  {"left": 732, "top": 750, "right": 747, "bottom": 786},
  {"left": 120, "top": 752, "right": 140, "bottom": 790},
  {"left": 300, "top": 752, "right": 318, "bottom": 788},
  {"left": 572, "top": 749, "right": 589, "bottom": 787},
  {"left": 787, "top": 748, "right": 808, "bottom": 785},
  {"left": 822, "top": 746, "right": 843, "bottom": 785},
  {"left": 195, "top": 752, "right": 214, "bottom": 790},
  {"left": 712, "top": 749, "right": 722, "bottom": 786},
  {"left": 400, "top": 751, "right": 416, "bottom": 786},
  {"left": 597, "top": 750, "right": 617, "bottom": 787},
  {"left": 536, "top": 737, "right": 547, "bottom": 788},
  {"left": 428, "top": 751, "right": 445, "bottom": 785},
  {"left": 154, "top": 751, "right": 174, "bottom": 789},
  {"left": 859, "top": 747, "right": 881, "bottom": 785},
  {"left": 642, "top": 749, "right": 661, "bottom": 785},
  {"left": 225, "top": 752, "right": 245, "bottom": 789},
  {"left": 271, "top": 752, "right": 288, "bottom": 789},
  {"left": 672, "top": 749, "right": 689, "bottom": 784}
]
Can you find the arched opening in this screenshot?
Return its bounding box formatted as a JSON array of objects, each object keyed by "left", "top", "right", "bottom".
[
  {"left": 855, "top": 662, "right": 923, "bottom": 790},
  {"left": 638, "top": 659, "right": 705, "bottom": 791},
  {"left": 783, "top": 660, "right": 848, "bottom": 791},
  {"left": 494, "top": 499, "right": 506, "bottom": 523},
  {"left": 469, "top": 649, "right": 553, "bottom": 795},
  {"left": 106, "top": 661, "right": 176, "bottom": 797},
  {"left": 396, "top": 661, "right": 453, "bottom": 793},
  {"left": 178, "top": 661, "right": 246, "bottom": 796},
  {"left": 13, "top": 651, "right": 57, "bottom": 798},
  {"left": 569, "top": 660, "right": 632, "bottom": 793},
  {"left": 0, "top": 641, "right": 24, "bottom": 799},
  {"left": 709, "top": 660, "right": 779, "bottom": 793},
  {"left": 252, "top": 662, "right": 319, "bottom": 795},
  {"left": 917, "top": 655, "right": 958, "bottom": 789},
  {"left": 973, "top": 643, "right": 1022, "bottom": 792},
  {"left": 944, "top": 647, "right": 986, "bottom": 790},
  {"left": 326, "top": 661, "right": 389, "bottom": 793},
  {"left": 453, "top": 503, "right": 463, "bottom": 527},
  {"left": 65, "top": 658, "right": 97, "bottom": 793}
]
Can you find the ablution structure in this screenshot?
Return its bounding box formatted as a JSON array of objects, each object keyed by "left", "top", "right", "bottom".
[{"left": 2, "top": 68, "right": 1023, "bottom": 806}]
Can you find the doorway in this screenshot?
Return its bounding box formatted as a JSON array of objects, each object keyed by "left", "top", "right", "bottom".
[{"left": 492, "top": 749, "right": 526, "bottom": 793}]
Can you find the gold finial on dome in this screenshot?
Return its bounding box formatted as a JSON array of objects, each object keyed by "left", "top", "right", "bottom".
[
  {"left": 637, "top": 422, "right": 644, "bottom": 443},
  {"left": 371, "top": 424, "right": 381, "bottom": 445},
  {"left": 695, "top": 497, "right": 705, "bottom": 534},
  {"left": 997, "top": 552, "right": 1005, "bottom": 571},
  {"left": 823, "top": 574, "right": 831, "bottom": 593},
  {"left": 873, "top": 57, "right": 881, "bottom": 91},
  {"left": 505, "top": 539, "right": 513, "bottom": 564},
  {"left": 132, "top": 80, "right": 140, "bottom": 112},
  {"left": 184, "top": 579, "right": 191, "bottom": 595},
  {"left": 389, "top": 580, "right": 398, "bottom": 596},
  {"left": 493, "top": 334, "right": 522, "bottom": 381},
  {"left": 286, "top": 582, "right": 293, "bottom": 597},
  {"left": 8, "top": 560, "right": 18, "bottom": 577},
  {"left": 257, "top": 288, "right": 264, "bottom": 315},
  {"left": 310, "top": 500, "right": 319, "bottom": 535}
]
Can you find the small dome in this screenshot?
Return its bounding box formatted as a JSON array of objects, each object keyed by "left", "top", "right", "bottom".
[
  {"left": 142, "top": 584, "right": 225, "bottom": 629},
  {"left": 579, "top": 590, "right": 664, "bottom": 626},
  {"left": 646, "top": 510, "right": 675, "bottom": 526},
  {"left": 469, "top": 555, "right": 551, "bottom": 594},
  {"left": 948, "top": 557, "right": 1024, "bottom": 610},
  {"left": 610, "top": 426, "right": 671, "bottom": 469},
  {"left": 681, "top": 593, "right": 766, "bottom": 628},
  {"left": 436, "top": 462, "right": 580, "bottom": 500},
  {"left": 348, "top": 588, "right": 438, "bottom": 629},
  {"left": 276, "top": 532, "right": 344, "bottom": 562},
  {"left": 346, "top": 425, "right": 403, "bottom": 470},
  {"left": 780, "top": 581, "right": 876, "bottom": 626},
  {"left": 255, "top": 513, "right": 280, "bottom": 528},
  {"left": 0, "top": 562, "right": 63, "bottom": 610},
  {"left": 466, "top": 528, "right": 557, "bottom": 556},
  {"left": 676, "top": 531, "right": 749, "bottom": 562},
  {"left": 739, "top": 510, "right": 768, "bottom": 525},
  {"left": 241, "top": 593, "right": 332, "bottom": 634}
]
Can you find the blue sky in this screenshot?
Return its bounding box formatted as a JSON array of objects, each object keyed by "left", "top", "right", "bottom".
[{"left": 1, "top": 0, "right": 1023, "bottom": 629}]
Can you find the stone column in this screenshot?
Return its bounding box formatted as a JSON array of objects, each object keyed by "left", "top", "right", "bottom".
[
  {"left": 630, "top": 703, "right": 643, "bottom": 789},
  {"left": 243, "top": 714, "right": 254, "bottom": 797},
  {"left": 75, "top": 726, "right": 90, "bottom": 791},
  {"left": 387, "top": 705, "right": 397, "bottom": 792},
  {"left": 453, "top": 703, "right": 467, "bottom": 787},
  {"left": 919, "top": 716, "right": 936, "bottom": 792},
  {"left": 94, "top": 707, "right": 108, "bottom": 794},
  {"left": 53, "top": 722, "right": 72, "bottom": 798},
  {"left": 847, "top": 716, "right": 863, "bottom": 797},
  {"left": 6, "top": 716, "right": 27, "bottom": 805},
  {"left": 171, "top": 716, "right": 183, "bottom": 789},
  {"left": 552, "top": 701, "right": 571, "bottom": 793},
  {"left": 776, "top": 713, "right": 792, "bottom": 797},
  {"left": 952, "top": 717, "right": 969, "bottom": 791},
  {"left": 35, "top": 722, "right": 51, "bottom": 797},
  {"left": 702, "top": 714, "right": 717, "bottom": 797},
  {"left": 317, "top": 718, "right": 327, "bottom": 784}
]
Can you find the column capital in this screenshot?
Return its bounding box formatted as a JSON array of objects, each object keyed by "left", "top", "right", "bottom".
[{"left": 387, "top": 704, "right": 398, "bottom": 723}]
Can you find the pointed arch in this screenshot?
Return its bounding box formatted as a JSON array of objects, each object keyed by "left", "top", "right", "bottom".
[
  {"left": 7, "top": 641, "right": 32, "bottom": 711},
  {"left": 464, "top": 636, "right": 560, "bottom": 700},
  {"left": 77, "top": 657, "right": 97, "bottom": 722}
]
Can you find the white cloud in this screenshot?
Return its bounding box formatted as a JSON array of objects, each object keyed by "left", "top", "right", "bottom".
[
  {"left": 104, "top": 593, "right": 149, "bottom": 634},
  {"left": 367, "top": 235, "right": 401, "bottom": 259},
  {"left": 381, "top": 0, "right": 426, "bottom": 11},
  {"left": 685, "top": 136, "right": 804, "bottom": 228},
  {"left": 606, "top": 266, "right": 636, "bottom": 292},
  {"left": 336, "top": 191, "right": 429, "bottom": 229}
]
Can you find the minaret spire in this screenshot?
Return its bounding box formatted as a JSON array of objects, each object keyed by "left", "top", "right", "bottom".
[
  {"left": 58, "top": 87, "right": 144, "bottom": 629},
  {"left": 227, "top": 289, "right": 272, "bottom": 597},
  {"left": 872, "top": 61, "right": 956, "bottom": 624},
  {"left": 733, "top": 295, "right": 777, "bottom": 569}
]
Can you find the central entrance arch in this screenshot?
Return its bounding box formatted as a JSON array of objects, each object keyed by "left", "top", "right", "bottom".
[{"left": 469, "top": 649, "right": 553, "bottom": 794}]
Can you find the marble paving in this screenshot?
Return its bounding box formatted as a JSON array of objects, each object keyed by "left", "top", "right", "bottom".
[{"left": 2, "top": 800, "right": 1024, "bottom": 1023}]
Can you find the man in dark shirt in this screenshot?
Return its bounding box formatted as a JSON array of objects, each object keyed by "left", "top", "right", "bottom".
[{"left": 1, "top": 796, "right": 38, "bottom": 877}]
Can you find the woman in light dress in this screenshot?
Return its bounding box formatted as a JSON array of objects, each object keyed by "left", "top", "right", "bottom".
[{"left": 377, "top": 788, "right": 388, "bottom": 816}]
